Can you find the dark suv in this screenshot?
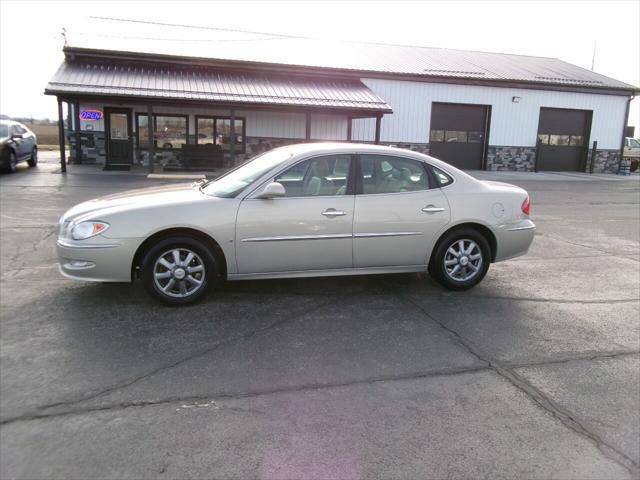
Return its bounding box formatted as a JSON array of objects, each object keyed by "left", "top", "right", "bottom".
[{"left": 0, "top": 120, "right": 38, "bottom": 173}]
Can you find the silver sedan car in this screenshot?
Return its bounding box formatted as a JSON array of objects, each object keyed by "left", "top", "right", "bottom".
[{"left": 57, "top": 143, "right": 535, "bottom": 305}]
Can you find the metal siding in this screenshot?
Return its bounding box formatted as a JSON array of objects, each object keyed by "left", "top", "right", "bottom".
[
  {"left": 361, "top": 78, "right": 627, "bottom": 149},
  {"left": 310, "top": 114, "right": 348, "bottom": 140}
]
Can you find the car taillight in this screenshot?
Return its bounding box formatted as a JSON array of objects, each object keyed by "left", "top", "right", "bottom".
[{"left": 521, "top": 196, "right": 531, "bottom": 216}]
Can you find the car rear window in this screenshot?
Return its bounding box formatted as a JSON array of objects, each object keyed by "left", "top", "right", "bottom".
[
  {"left": 430, "top": 165, "right": 454, "bottom": 187},
  {"left": 0, "top": 125, "right": 8, "bottom": 138}
]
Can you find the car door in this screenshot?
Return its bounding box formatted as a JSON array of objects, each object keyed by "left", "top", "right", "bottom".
[
  {"left": 235, "top": 154, "right": 355, "bottom": 274},
  {"left": 10, "top": 125, "right": 25, "bottom": 159},
  {"left": 16, "top": 125, "right": 33, "bottom": 158},
  {"left": 353, "top": 154, "right": 450, "bottom": 268}
]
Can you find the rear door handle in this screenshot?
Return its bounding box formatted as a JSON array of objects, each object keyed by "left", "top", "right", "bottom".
[
  {"left": 322, "top": 208, "right": 347, "bottom": 217},
  {"left": 422, "top": 205, "right": 445, "bottom": 213}
]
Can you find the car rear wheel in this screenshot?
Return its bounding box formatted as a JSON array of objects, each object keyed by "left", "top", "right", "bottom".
[
  {"left": 430, "top": 228, "right": 490, "bottom": 290},
  {"left": 141, "top": 236, "right": 217, "bottom": 305},
  {"left": 28, "top": 147, "right": 38, "bottom": 167}
]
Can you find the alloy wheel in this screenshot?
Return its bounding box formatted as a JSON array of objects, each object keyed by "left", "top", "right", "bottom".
[
  {"left": 443, "top": 239, "right": 483, "bottom": 282},
  {"left": 153, "top": 248, "right": 206, "bottom": 298}
]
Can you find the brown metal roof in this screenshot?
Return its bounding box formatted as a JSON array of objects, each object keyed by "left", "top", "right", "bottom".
[
  {"left": 45, "top": 62, "right": 392, "bottom": 112},
  {"left": 58, "top": 18, "right": 638, "bottom": 93}
]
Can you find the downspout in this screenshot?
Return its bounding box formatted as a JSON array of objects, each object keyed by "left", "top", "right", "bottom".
[{"left": 617, "top": 94, "right": 634, "bottom": 174}]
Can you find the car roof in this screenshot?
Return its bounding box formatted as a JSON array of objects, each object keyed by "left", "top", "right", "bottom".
[{"left": 272, "top": 141, "right": 468, "bottom": 175}]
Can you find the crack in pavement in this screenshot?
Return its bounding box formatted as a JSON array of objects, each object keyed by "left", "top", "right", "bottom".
[
  {"left": 400, "top": 293, "right": 640, "bottom": 477},
  {"left": 26, "top": 298, "right": 333, "bottom": 417},
  {"left": 542, "top": 233, "right": 640, "bottom": 263},
  {"left": 504, "top": 350, "right": 640, "bottom": 369},
  {"left": 0, "top": 364, "right": 492, "bottom": 426},
  {"left": 1, "top": 347, "right": 637, "bottom": 429}
]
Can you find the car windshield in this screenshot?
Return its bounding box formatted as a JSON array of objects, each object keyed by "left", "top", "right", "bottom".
[
  {"left": 201, "top": 149, "right": 294, "bottom": 198},
  {"left": 0, "top": 125, "right": 8, "bottom": 138},
  {"left": 630, "top": 139, "right": 640, "bottom": 148}
]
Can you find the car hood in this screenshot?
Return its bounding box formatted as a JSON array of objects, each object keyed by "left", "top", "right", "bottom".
[{"left": 61, "top": 182, "right": 207, "bottom": 222}]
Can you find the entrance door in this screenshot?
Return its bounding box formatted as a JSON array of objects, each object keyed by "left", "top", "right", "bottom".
[
  {"left": 429, "top": 102, "right": 490, "bottom": 170},
  {"left": 536, "top": 108, "right": 591, "bottom": 172},
  {"left": 105, "top": 108, "right": 132, "bottom": 168}
]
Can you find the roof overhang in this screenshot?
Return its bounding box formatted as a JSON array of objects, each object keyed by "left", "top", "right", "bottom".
[{"left": 45, "top": 59, "right": 393, "bottom": 115}]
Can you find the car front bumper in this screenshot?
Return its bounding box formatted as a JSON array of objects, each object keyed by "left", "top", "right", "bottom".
[
  {"left": 492, "top": 219, "right": 536, "bottom": 262},
  {"left": 57, "top": 237, "right": 141, "bottom": 282}
]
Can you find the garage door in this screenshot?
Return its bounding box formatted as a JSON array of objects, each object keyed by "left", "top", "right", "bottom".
[
  {"left": 429, "top": 103, "right": 490, "bottom": 170},
  {"left": 536, "top": 108, "right": 591, "bottom": 172}
]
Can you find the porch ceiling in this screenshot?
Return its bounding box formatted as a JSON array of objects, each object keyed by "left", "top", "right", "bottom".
[{"left": 45, "top": 61, "right": 392, "bottom": 113}]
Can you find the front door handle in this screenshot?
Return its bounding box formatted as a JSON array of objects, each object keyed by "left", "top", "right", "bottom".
[
  {"left": 422, "top": 205, "right": 445, "bottom": 213},
  {"left": 322, "top": 208, "right": 347, "bottom": 217}
]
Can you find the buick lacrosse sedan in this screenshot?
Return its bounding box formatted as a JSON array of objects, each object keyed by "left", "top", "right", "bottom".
[{"left": 57, "top": 143, "right": 535, "bottom": 305}]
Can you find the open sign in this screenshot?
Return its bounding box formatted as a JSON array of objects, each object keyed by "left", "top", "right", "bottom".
[{"left": 80, "top": 110, "right": 103, "bottom": 121}]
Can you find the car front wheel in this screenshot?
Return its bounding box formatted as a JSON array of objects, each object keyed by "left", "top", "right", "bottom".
[
  {"left": 141, "top": 236, "right": 217, "bottom": 305},
  {"left": 28, "top": 147, "right": 38, "bottom": 167},
  {"left": 430, "top": 228, "right": 491, "bottom": 290},
  {"left": 4, "top": 151, "right": 17, "bottom": 173}
]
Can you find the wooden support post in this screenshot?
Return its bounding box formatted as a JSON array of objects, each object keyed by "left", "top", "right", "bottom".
[
  {"left": 147, "top": 104, "right": 155, "bottom": 173},
  {"left": 74, "top": 101, "right": 82, "bottom": 164},
  {"left": 374, "top": 115, "right": 381, "bottom": 144},
  {"left": 305, "top": 113, "right": 311, "bottom": 141},
  {"left": 57, "top": 98, "right": 67, "bottom": 173},
  {"left": 229, "top": 109, "right": 236, "bottom": 165},
  {"left": 347, "top": 117, "right": 352, "bottom": 142}
]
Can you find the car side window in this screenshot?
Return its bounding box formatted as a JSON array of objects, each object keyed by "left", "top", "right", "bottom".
[
  {"left": 10, "top": 125, "right": 20, "bottom": 136},
  {"left": 274, "top": 154, "right": 351, "bottom": 197},
  {"left": 430, "top": 165, "right": 454, "bottom": 187},
  {"left": 360, "top": 155, "right": 429, "bottom": 194}
]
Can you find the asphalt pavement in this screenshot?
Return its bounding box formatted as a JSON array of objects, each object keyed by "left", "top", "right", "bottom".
[{"left": 1, "top": 152, "right": 639, "bottom": 479}]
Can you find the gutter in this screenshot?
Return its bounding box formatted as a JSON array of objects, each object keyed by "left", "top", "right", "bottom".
[{"left": 617, "top": 94, "right": 635, "bottom": 174}]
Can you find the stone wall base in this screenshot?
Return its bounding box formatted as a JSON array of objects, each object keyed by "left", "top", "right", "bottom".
[
  {"left": 63, "top": 134, "right": 627, "bottom": 175},
  {"left": 487, "top": 146, "right": 536, "bottom": 172},
  {"left": 587, "top": 149, "right": 622, "bottom": 174}
]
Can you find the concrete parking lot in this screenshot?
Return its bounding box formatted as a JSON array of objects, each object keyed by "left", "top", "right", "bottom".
[{"left": 1, "top": 153, "right": 639, "bottom": 479}]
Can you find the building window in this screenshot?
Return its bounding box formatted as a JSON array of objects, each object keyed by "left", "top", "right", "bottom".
[
  {"left": 136, "top": 114, "right": 188, "bottom": 150},
  {"left": 196, "top": 116, "right": 245, "bottom": 152},
  {"left": 538, "top": 134, "right": 584, "bottom": 147},
  {"left": 430, "top": 129, "right": 483, "bottom": 144}
]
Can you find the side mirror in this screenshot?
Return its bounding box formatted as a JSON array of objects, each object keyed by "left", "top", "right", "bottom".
[{"left": 255, "top": 182, "right": 286, "bottom": 199}]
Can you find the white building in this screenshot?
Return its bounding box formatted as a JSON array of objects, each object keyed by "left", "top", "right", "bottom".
[{"left": 45, "top": 19, "right": 638, "bottom": 173}]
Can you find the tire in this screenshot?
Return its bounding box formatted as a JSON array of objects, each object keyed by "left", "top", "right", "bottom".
[
  {"left": 429, "top": 227, "right": 491, "bottom": 290},
  {"left": 27, "top": 147, "right": 37, "bottom": 167},
  {"left": 141, "top": 236, "right": 217, "bottom": 305},
  {"left": 3, "top": 151, "right": 17, "bottom": 173}
]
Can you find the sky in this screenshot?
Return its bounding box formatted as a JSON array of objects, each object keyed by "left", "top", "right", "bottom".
[{"left": 1, "top": 0, "right": 639, "bottom": 131}]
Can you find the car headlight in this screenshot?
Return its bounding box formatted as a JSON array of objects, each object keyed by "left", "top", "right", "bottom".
[{"left": 71, "top": 221, "right": 110, "bottom": 240}]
